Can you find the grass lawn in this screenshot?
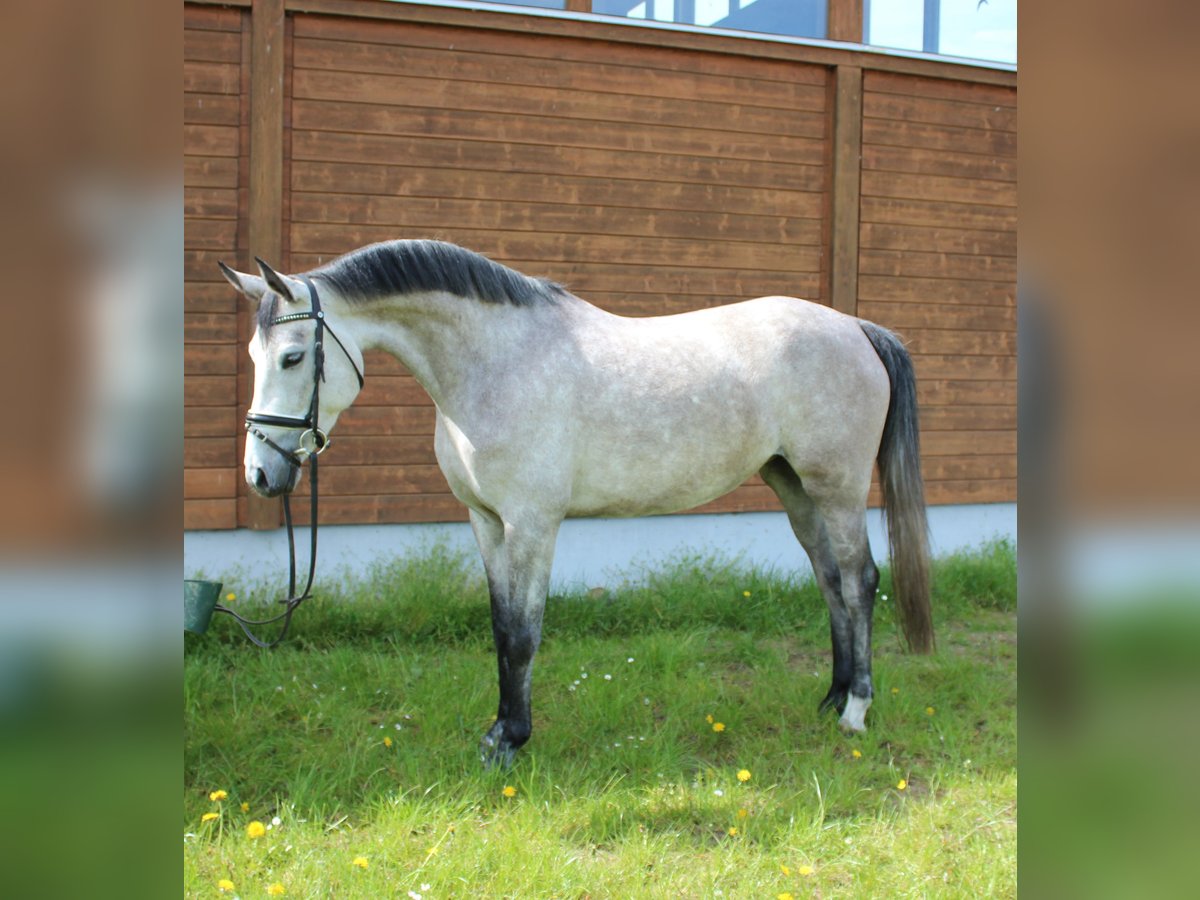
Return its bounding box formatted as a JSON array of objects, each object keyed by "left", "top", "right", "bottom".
[{"left": 184, "top": 540, "right": 1015, "bottom": 898}]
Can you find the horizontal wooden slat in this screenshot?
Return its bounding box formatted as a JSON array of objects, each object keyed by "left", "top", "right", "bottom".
[
  {"left": 290, "top": 130, "right": 824, "bottom": 193},
  {"left": 860, "top": 196, "right": 1015, "bottom": 232},
  {"left": 185, "top": 187, "right": 239, "bottom": 220},
  {"left": 185, "top": 468, "right": 239, "bottom": 500},
  {"left": 319, "top": 435, "right": 438, "bottom": 466},
  {"left": 185, "top": 436, "right": 237, "bottom": 468},
  {"left": 924, "top": 454, "right": 1015, "bottom": 481},
  {"left": 861, "top": 222, "right": 1015, "bottom": 258},
  {"left": 922, "top": 430, "right": 1015, "bottom": 457},
  {"left": 185, "top": 217, "right": 238, "bottom": 250},
  {"left": 185, "top": 344, "right": 238, "bottom": 376},
  {"left": 185, "top": 498, "right": 238, "bottom": 530},
  {"left": 860, "top": 248, "right": 1015, "bottom": 282},
  {"left": 915, "top": 379, "right": 1015, "bottom": 407},
  {"left": 185, "top": 312, "right": 239, "bottom": 343},
  {"left": 185, "top": 406, "right": 239, "bottom": 437},
  {"left": 294, "top": 36, "right": 827, "bottom": 112},
  {"left": 291, "top": 192, "right": 822, "bottom": 246},
  {"left": 863, "top": 71, "right": 1016, "bottom": 108},
  {"left": 185, "top": 5, "right": 243, "bottom": 34},
  {"left": 292, "top": 69, "right": 826, "bottom": 141},
  {"left": 185, "top": 156, "right": 239, "bottom": 188},
  {"left": 920, "top": 405, "right": 1015, "bottom": 431},
  {"left": 858, "top": 274, "right": 1013, "bottom": 306},
  {"left": 863, "top": 91, "right": 1016, "bottom": 133},
  {"left": 862, "top": 144, "right": 1016, "bottom": 183},
  {"left": 861, "top": 170, "right": 1016, "bottom": 207},
  {"left": 292, "top": 98, "right": 824, "bottom": 167},
  {"left": 859, "top": 300, "right": 1015, "bottom": 332},
  {"left": 922, "top": 479, "right": 1015, "bottom": 505},
  {"left": 912, "top": 354, "right": 1016, "bottom": 380},
  {"left": 291, "top": 14, "right": 828, "bottom": 88},
  {"left": 291, "top": 161, "right": 821, "bottom": 219},
  {"left": 185, "top": 375, "right": 238, "bottom": 406},
  {"left": 863, "top": 116, "right": 1017, "bottom": 157},
  {"left": 291, "top": 224, "right": 821, "bottom": 273},
  {"left": 183, "top": 60, "right": 241, "bottom": 95},
  {"left": 186, "top": 281, "right": 239, "bottom": 313},
  {"left": 185, "top": 27, "right": 242, "bottom": 63},
  {"left": 184, "top": 92, "right": 241, "bottom": 126}
]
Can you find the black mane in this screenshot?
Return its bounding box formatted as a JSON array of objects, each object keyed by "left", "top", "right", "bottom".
[{"left": 308, "top": 240, "right": 567, "bottom": 308}]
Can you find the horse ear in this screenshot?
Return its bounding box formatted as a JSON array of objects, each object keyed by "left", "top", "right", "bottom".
[
  {"left": 255, "top": 257, "right": 306, "bottom": 305},
  {"left": 217, "top": 260, "right": 267, "bottom": 300}
]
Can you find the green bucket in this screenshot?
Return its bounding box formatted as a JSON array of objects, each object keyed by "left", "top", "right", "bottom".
[{"left": 185, "top": 579, "right": 223, "bottom": 634}]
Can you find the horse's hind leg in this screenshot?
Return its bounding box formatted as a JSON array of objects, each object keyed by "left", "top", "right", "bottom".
[
  {"left": 760, "top": 458, "right": 855, "bottom": 718},
  {"left": 805, "top": 486, "right": 880, "bottom": 733},
  {"left": 469, "top": 507, "right": 560, "bottom": 767}
]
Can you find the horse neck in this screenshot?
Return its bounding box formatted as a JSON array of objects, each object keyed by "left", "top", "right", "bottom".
[{"left": 351, "top": 289, "right": 571, "bottom": 407}]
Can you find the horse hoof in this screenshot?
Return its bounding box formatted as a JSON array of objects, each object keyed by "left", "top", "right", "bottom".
[
  {"left": 818, "top": 685, "right": 849, "bottom": 716},
  {"left": 838, "top": 693, "right": 872, "bottom": 732},
  {"left": 479, "top": 719, "right": 528, "bottom": 769}
]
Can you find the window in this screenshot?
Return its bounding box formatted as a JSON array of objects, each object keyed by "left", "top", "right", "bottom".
[
  {"left": 865, "top": 0, "right": 1017, "bottom": 64},
  {"left": 592, "top": 0, "right": 828, "bottom": 41}
]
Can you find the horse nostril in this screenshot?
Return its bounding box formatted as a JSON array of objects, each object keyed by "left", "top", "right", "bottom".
[{"left": 254, "top": 467, "right": 269, "bottom": 490}]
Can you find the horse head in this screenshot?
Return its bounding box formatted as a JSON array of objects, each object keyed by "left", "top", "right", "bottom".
[{"left": 218, "top": 258, "right": 364, "bottom": 497}]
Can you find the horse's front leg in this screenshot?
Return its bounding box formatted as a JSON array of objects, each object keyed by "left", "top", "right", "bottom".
[{"left": 470, "top": 508, "right": 560, "bottom": 768}]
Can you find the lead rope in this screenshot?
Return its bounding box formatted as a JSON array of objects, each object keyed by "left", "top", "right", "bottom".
[{"left": 212, "top": 275, "right": 335, "bottom": 648}]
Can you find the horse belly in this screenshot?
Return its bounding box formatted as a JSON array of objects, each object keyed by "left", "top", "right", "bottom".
[{"left": 566, "top": 422, "right": 772, "bottom": 518}]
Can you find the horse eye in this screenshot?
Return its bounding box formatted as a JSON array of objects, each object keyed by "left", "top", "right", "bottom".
[{"left": 281, "top": 351, "right": 304, "bottom": 370}]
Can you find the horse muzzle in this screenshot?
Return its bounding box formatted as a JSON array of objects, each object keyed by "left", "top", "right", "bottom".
[{"left": 247, "top": 459, "right": 303, "bottom": 497}]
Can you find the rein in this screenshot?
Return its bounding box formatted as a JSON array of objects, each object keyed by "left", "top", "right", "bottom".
[{"left": 213, "top": 275, "right": 364, "bottom": 648}]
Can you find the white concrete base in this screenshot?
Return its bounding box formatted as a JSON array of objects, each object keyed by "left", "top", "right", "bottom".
[{"left": 184, "top": 503, "right": 1015, "bottom": 590}]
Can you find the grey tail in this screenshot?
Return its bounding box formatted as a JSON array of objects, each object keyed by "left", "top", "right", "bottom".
[{"left": 860, "top": 321, "right": 934, "bottom": 654}]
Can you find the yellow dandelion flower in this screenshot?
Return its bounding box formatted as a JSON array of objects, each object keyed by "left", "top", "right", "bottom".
[
  {"left": 925, "top": 706, "right": 935, "bottom": 716},
  {"left": 780, "top": 864, "right": 791, "bottom": 876},
  {"left": 246, "top": 820, "right": 266, "bottom": 839},
  {"left": 890, "top": 687, "right": 899, "bottom": 695},
  {"left": 267, "top": 884, "right": 286, "bottom": 896},
  {"left": 737, "top": 769, "right": 751, "bottom": 782},
  {"left": 727, "top": 826, "right": 738, "bottom": 836},
  {"left": 209, "top": 789, "right": 228, "bottom": 802},
  {"left": 705, "top": 714, "right": 714, "bottom": 724},
  {"left": 351, "top": 856, "right": 368, "bottom": 869},
  {"left": 240, "top": 802, "right": 249, "bottom": 812},
  {"left": 897, "top": 779, "right": 908, "bottom": 791},
  {"left": 201, "top": 812, "right": 219, "bottom": 823},
  {"left": 502, "top": 785, "right": 517, "bottom": 798},
  {"left": 778, "top": 894, "right": 795, "bottom": 900},
  {"left": 426, "top": 846, "right": 439, "bottom": 857},
  {"left": 383, "top": 736, "right": 393, "bottom": 748},
  {"left": 737, "top": 808, "right": 748, "bottom": 819},
  {"left": 798, "top": 864, "right": 814, "bottom": 876},
  {"left": 742, "top": 590, "right": 752, "bottom": 598},
  {"left": 225, "top": 592, "right": 236, "bottom": 601},
  {"left": 217, "top": 879, "right": 235, "bottom": 892},
  {"left": 852, "top": 749, "right": 862, "bottom": 759},
  {"left": 713, "top": 722, "right": 725, "bottom": 733}
]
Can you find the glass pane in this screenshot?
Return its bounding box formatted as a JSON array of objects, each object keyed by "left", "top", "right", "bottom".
[
  {"left": 866, "top": 0, "right": 1017, "bottom": 63},
  {"left": 593, "top": 0, "right": 828, "bottom": 41},
  {"left": 865, "top": 0, "right": 925, "bottom": 52},
  {"left": 939, "top": 0, "right": 1017, "bottom": 64}
]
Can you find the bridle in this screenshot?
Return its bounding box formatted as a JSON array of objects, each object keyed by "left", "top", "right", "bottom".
[{"left": 214, "top": 274, "right": 364, "bottom": 647}]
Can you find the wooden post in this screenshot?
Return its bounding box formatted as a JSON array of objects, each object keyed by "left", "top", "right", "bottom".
[
  {"left": 829, "top": 64, "right": 862, "bottom": 317},
  {"left": 827, "top": 0, "right": 864, "bottom": 43},
  {"left": 244, "top": 0, "right": 286, "bottom": 530}
]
